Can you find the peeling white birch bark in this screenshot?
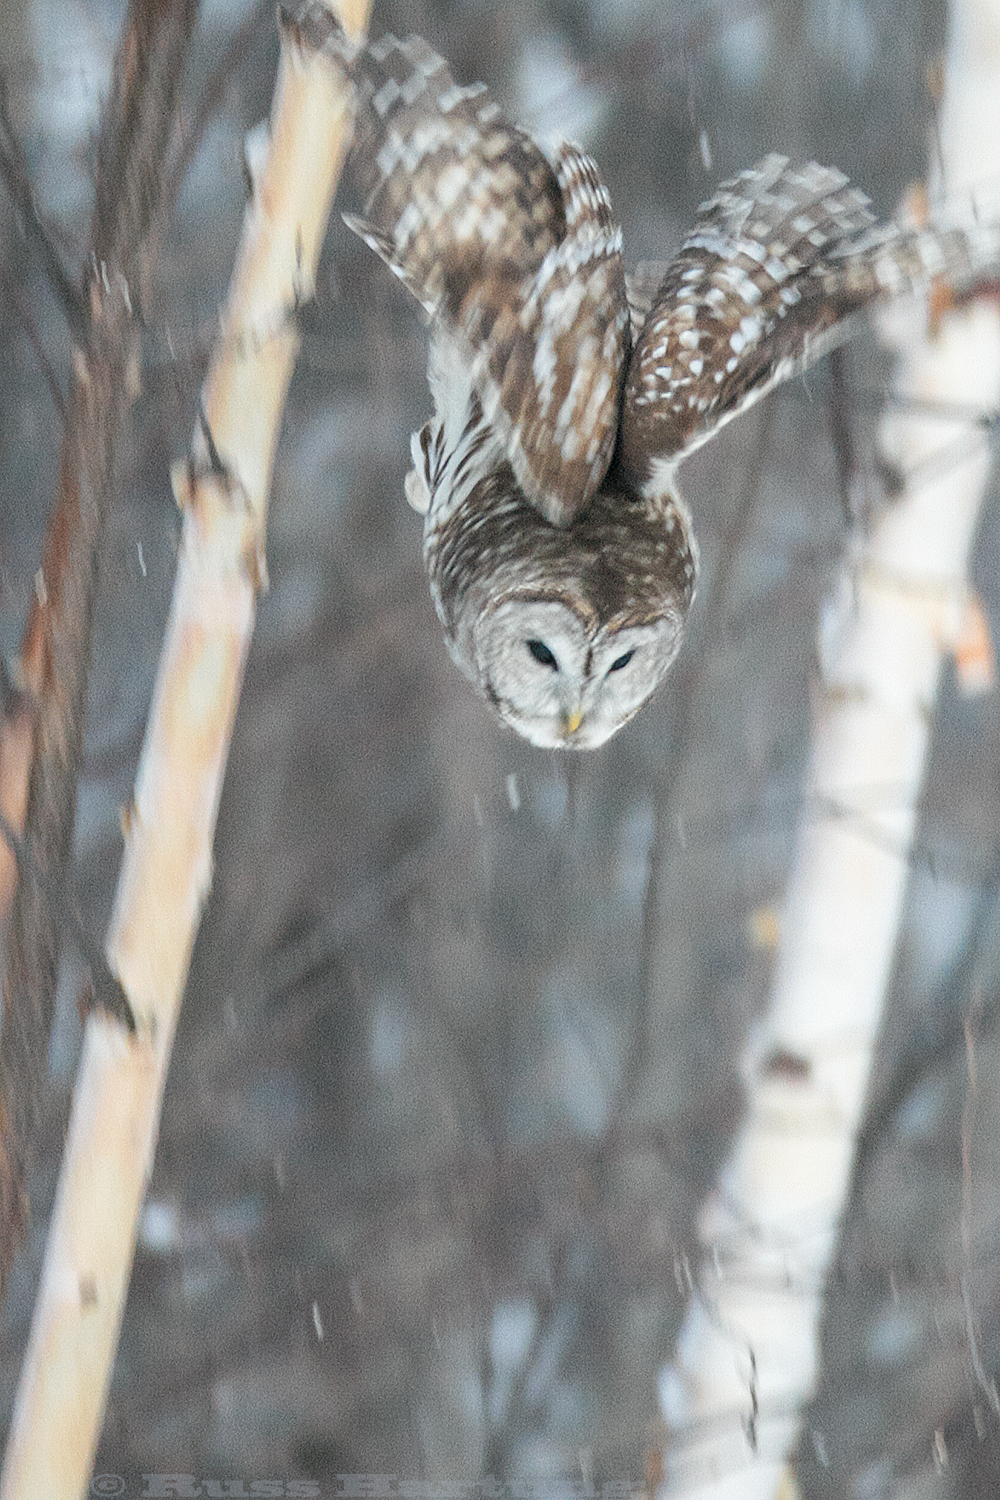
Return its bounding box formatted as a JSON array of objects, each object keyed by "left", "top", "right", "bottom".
[
  {"left": 660, "top": 1, "right": 1000, "bottom": 1494},
  {"left": 0, "top": 6, "right": 369, "bottom": 1497}
]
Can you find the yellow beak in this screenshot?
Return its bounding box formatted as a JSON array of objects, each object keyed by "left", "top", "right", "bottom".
[{"left": 562, "top": 706, "right": 583, "bottom": 737}]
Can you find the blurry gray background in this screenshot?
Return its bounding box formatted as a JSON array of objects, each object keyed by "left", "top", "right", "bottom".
[{"left": 4, "top": 0, "right": 1000, "bottom": 1495}]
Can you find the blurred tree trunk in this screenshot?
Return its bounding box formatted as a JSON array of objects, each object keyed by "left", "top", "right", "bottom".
[
  {"left": 659, "top": 0, "right": 1000, "bottom": 1493},
  {"left": 0, "top": 0, "right": 200, "bottom": 1295}
]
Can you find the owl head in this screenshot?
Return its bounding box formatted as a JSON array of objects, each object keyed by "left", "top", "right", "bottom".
[{"left": 425, "top": 468, "right": 698, "bottom": 749}]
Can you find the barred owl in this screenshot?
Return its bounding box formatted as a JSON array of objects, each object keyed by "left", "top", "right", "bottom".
[{"left": 308, "top": 12, "right": 1000, "bottom": 748}]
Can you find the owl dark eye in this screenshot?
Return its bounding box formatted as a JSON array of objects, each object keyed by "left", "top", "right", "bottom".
[
  {"left": 526, "top": 638, "right": 558, "bottom": 670},
  {"left": 607, "top": 649, "right": 635, "bottom": 673}
]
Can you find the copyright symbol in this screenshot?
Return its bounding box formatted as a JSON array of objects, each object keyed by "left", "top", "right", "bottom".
[{"left": 90, "top": 1477, "right": 125, "bottom": 1497}]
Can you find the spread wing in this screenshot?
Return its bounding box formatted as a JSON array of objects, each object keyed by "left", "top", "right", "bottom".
[
  {"left": 620, "top": 154, "right": 1000, "bottom": 487},
  {"left": 619, "top": 155, "right": 878, "bottom": 483},
  {"left": 342, "top": 32, "right": 629, "bottom": 526}
]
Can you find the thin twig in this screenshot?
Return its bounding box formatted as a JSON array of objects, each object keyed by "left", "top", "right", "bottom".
[
  {"left": 160, "top": 0, "right": 274, "bottom": 224},
  {"left": 959, "top": 991, "right": 1000, "bottom": 1411},
  {"left": 827, "top": 346, "right": 857, "bottom": 525},
  {"left": 852, "top": 836, "right": 1000, "bottom": 1190},
  {"left": 0, "top": 812, "right": 134, "bottom": 1033},
  {"left": 0, "top": 78, "right": 85, "bottom": 338},
  {"left": 0, "top": 270, "right": 68, "bottom": 423},
  {"left": 618, "top": 402, "right": 776, "bottom": 1111}
]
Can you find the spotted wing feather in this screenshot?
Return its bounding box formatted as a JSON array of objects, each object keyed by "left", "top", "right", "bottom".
[
  {"left": 475, "top": 140, "right": 628, "bottom": 525},
  {"left": 620, "top": 155, "right": 1000, "bottom": 486},
  {"left": 619, "top": 156, "right": 879, "bottom": 481},
  {"left": 342, "top": 34, "right": 628, "bottom": 525}
]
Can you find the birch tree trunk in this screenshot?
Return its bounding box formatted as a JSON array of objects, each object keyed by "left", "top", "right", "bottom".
[
  {"left": 0, "top": 5, "right": 370, "bottom": 1496},
  {"left": 659, "top": 0, "right": 1000, "bottom": 1493}
]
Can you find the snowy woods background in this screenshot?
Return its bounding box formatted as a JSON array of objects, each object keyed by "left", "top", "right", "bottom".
[{"left": 2, "top": 0, "right": 1000, "bottom": 1494}]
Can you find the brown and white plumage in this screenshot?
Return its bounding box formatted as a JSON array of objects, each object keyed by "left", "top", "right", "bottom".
[
  {"left": 309, "top": 12, "right": 1000, "bottom": 747},
  {"left": 342, "top": 31, "right": 628, "bottom": 527}
]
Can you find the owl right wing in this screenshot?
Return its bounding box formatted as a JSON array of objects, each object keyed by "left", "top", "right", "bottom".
[{"left": 335, "top": 30, "right": 629, "bottom": 527}]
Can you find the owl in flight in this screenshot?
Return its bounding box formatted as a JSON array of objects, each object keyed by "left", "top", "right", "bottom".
[{"left": 308, "top": 11, "right": 999, "bottom": 748}]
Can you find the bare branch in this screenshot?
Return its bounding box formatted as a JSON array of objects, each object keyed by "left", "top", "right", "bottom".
[
  {"left": 0, "top": 0, "right": 200, "bottom": 1299},
  {"left": 0, "top": 811, "right": 134, "bottom": 1033},
  {"left": 0, "top": 78, "right": 85, "bottom": 337},
  {"left": 0, "top": 270, "right": 68, "bottom": 422},
  {"left": 160, "top": 0, "right": 275, "bottom": 227},
  {"left": 618, "top": 402, "right": 776, "bottom": 1112}
]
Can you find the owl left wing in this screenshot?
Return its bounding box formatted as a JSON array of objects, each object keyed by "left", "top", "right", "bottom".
[
  {"left": 618, "top": 155, "right": 877, "bottom": 484},
  {"left": 339, "top": 31, "right": 629, "bottom": 525},
  {"left": 620, "top": 154, "right": 1000, "bottom": 488}
]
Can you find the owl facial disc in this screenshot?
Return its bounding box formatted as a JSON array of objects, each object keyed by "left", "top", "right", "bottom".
[{"left": 471, "top": 597, "right": 685, "bottom": 750}]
